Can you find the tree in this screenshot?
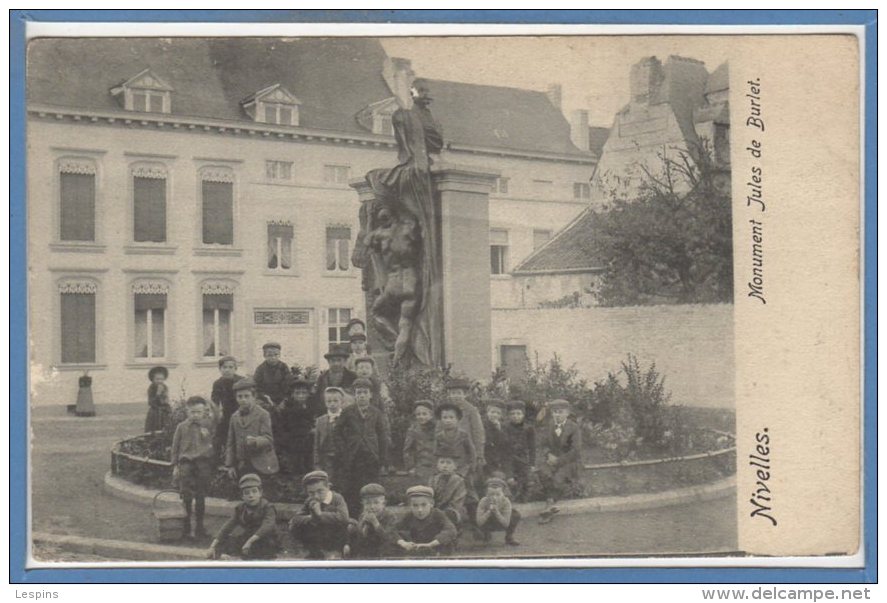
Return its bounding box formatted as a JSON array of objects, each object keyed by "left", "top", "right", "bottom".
[{"left": 593, "top": 142, "right": 733, "bottom": 306}]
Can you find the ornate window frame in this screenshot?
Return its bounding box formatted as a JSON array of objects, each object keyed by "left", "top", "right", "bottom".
[
  {"left": 52, "top": 153, "right": 104, "bottom": 250},
  {"left": 127, "top": 159, "right": 173, "bottom": 250},
  {"left": 53, "top": 274, "right": 103, "bottom": 369},
  {"left": 128, "top": 277, "right": 173, "bottom": 364},
  {"left": 196, "top": 277, "right": 240, "bottom": 363}
]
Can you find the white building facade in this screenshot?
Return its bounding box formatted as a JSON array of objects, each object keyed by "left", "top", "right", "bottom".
[{"left": 27, "top": 38, "right": 597, "bottom": 406}]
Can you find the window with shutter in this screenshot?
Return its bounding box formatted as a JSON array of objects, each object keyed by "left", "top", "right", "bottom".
[
  {"left": 200, "top": 171, "right": 234, "bottom": 245},
  {"left": 133, "top": 170, "right": 167, "bottom": 243},
  {"left": 59, "top": 281, "right": 97, "bottom": 364},
  {"left": 202, "top": 289, "right": 234, "bottom": 358},
  {"left": 59, "top": 165, "right": 96, "bottom": 242},
  {"left": 133, "top": 283, "right": 168, "bottom": 359}
]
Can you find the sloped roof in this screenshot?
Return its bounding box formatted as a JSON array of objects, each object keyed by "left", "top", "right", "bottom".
[
  {"left": 426, "top": 79, "right": 587, "bottom": 156},
  {"left": 27, "top": 37, "right": 587, "bottom": 156},
  {"left": 706, "top": 62, "right": 729, "bottom": 94},
  {"left": 513, "top": 208, "right": 605, "bottom": 274},
  {"left": 28, "top": 37, "right": 392, "bottom": 133}
]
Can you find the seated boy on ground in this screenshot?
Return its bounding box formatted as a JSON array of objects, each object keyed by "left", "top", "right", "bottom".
[
  {"left": 395, "top": 485, "right": 458, "bottom": 557},
  {"left": 346, "top": 483, "right": 399, "bottom": 559},
  {"left": 288, "top": 470, "right": 350, "bottom": 559},
  {"left": 429, "top": 454, "right": 468, "bottom": 528},
  {"left": 208, "top": 473, "right": 279, "bottom": 560},
  {"left": 537, "top": 399, "right": 582, "bottom": 523},
  {"left": 476, "top": 476, "right": 521, "bottom": 546}
]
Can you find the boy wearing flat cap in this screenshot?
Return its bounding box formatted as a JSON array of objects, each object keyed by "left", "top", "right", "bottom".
[
  {"left": 208, "top": 473, "right": 279, "bottom": 560},
  {"left": 537, "top": 399, "right": 581, "bottom": 523},
  {"left": 171, "top": 396, "right": 219, "bottom": 539},
  {"left": 254, "top": 342, "right": 293, "bottom": 407},
  {"left": 429, "top": 454, "right": 468, "bottom": 527},
  {"left": 288, "top": 470, "right": 350, "bottom": 559},
  {"left": 505, "top": 400, "right": 536, "bottom": 501},
  {"left": 476, "top": 476, "right": 521, "bottom": 546},
  {"left": 403, "top": 400, "right": 437, "bottom": 485},
  {"left": 396, "top": 485, "right": 458, "bottom": 557},
  {"left": 346, "top": 483, "right": 399, "bottom": 559},
  {"left": 433, "top": 401, "right": 477, "bottom": 480},
  {"left": 225, "top": 378, "right": 279, "bottom": 478},
  {"left": 335, "top": 377, "right": 390, "bottom": 514},
  {"left": 345, "top": 332, "right": 370, "bottom": 373}
]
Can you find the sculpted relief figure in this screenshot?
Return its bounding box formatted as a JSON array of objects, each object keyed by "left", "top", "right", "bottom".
[{"left": 352, "top": 79, "right": 444, "bottom": 368}]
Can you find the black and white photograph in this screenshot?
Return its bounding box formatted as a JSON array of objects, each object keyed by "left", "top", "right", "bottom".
[{"left": 30, "top": 30, "right": 821, "bottom": 565}]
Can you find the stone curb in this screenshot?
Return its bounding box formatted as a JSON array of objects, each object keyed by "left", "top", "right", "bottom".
[
  {"left": 33, "top": 531, "right": 207, "bottom": 561},
  {"left": 105, "top": 471, "right": 735, "bottom": 520}
]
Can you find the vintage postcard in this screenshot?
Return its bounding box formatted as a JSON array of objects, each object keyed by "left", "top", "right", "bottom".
[{"left": 20, "top": 21, "right": 865, "bottom": 570}]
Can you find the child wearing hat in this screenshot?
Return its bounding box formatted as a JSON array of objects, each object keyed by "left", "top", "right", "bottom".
[
  {"left": 429, "top": 454, "right": 468, "bottom": 527},
  {"left": 254, "top": 342, "right": 293, "bottom": 407},
  {"left": 346, "top": 483, "right": 399, "bottom": 559},
  {"left": 335, "top": 377, "right": 390, "bottom": 515},
  {"left": 433, "top": 401, "right": 477, "bottom": 483},
  {"left": 537, "top": 399, "right": 582, "bottom": 523},
  {"left": 211, "top": 356, "right": 244, "bottom": 465},
  {"left": 346, "top": 317, "right": 366, "bottom": 339},
  {"left": 288, "top": 470, "right": 350, "bottom": 559},
  {"left": 144, "top": 366, "right": 172, "bottom": 433},
  {"left": 504, "top": 400, "right": 536, "bottom": 501},
  {"left": 444, "top": 379, "right": 486, "bottom": 469},
  {"left": 476, "top": 476, "right": 521, "bottom": 546},
  {"left": 225, "top": 377, "right": 279, "bottom": 478},
  {"left": 345, "top": 332, "right": 370, "bottom": 373},
  {"left": 274, "top": 375, "right": 321, "bottom": 475},
  {"left": 312, "top": 343, "right": 357, "bottom": 411},
  {"left": 313, "top": 386, "right": 345, "bottom": 483},
  {"left": 482, "top": 399, "right": 510, "bottom": 479},
  {"left": 171, "top": 396, "right": 219, "bottom": 539},
  {"left": 208, "top": 473, "right": 279, "bottom": 560},
  {"left": 396, "top": 485, "right": 458, "bottom": 557},
  {"left": 352, "top": 356, "right": 393, "bottom": 455},
  {"left": 403, "top": 400, "right": 437, "bottom": 485}
]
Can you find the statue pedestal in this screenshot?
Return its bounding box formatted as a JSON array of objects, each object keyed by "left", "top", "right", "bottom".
[
  {"left": 432, "top": 163, "right": 498, "bottom": 381},
  {"left": 350, "top": 163, "right": 497, "bottom": 381}
]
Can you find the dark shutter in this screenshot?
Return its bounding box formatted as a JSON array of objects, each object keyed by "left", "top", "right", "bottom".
[
  {"left": 60, "top": 173, "right": 95, "bottom": 242},
  {"left": 61, "top": 293, "right": 96, "bottom": 363},
  {"left": 134, "top": 293, "right": 167, "bottom": 311},
  {"left": 202, "top": 181, "right": 234, "bottom": 245},
  {"left": 203, "top": 293, "right": 233, "bottom": 311},
  {"left": 326, "top": 226, "right": 351, "bottom": 240},
  {"left": 133, "top": 176, "right": 166, "bottom": 242},
  {"left": 268, "top": 223, "right": 293, "bottom": 239}
]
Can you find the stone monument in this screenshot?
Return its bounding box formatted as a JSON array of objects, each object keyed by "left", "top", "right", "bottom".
[{"left": 351, "top": 79, "right": 497, "bottom": 380}]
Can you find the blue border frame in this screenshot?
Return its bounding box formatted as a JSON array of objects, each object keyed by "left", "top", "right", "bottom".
[{"left": 9, "top": 9, "right": 877, "bottom": 584}]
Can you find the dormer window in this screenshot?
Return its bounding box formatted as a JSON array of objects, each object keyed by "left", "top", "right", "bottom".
[
  {"left": 356, "top": 97, "right": 399, "bottom": 136},
  {"left": 241, "top": 84, "right": 301, "bottom": 127},
  {"left": 110, "top": 68, "right": 172, "bottom": 114}
]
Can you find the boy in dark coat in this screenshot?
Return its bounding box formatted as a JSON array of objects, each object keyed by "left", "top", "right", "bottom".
[
  {"left": 171, "top": 396, "right": 218, "bottom": 539},
  {"left": 273, "top": 376, "right": 321, "bottom": 474},
  {"left": 346, "top": 483, "right": 399, "bottom": 559},
  {"left": 145, "top": 365, "right": 171, "bottom": 433},
  {"left": 537, "top": 399, "right": 582, "bottom": 523},
  {"left": 211, "top": 356, "right": 243, "bottom": 465},
  {"left": 429, "top": 454, "right": 468, "bottom": 527},
  {"left": 504, "top": 400, "right": 536, "bottom": 501},
  {"left": 482, "top": 399, "right": 510, "bottom": 478},
  {"left": 334, "top": 377, "right": 390, "bottom": 514},
  {"left": 288, "top": 470, "right": 350, "bottom": 559},
  {"left": 225, "top": 378, "right": 279, "bottom": 477},
  {"left": 253, "top": 342, "right": 292, "bottom": 406},
  {"left": 312, "top": 344, "right": 357, "bottom": 410},
  {"left": 395, "top": 485, "right": 458, "bottom": 557},
  {"left": 433, "top": 402, "right": 476, "bottom": 479},
  {"left": 403, "top": 400, "right": 437, "bottom": 485},
  {"left": 208, "top": 473, "right": 279, "bottom": 560},
  {"left": 313, "top": 387, "right": 345, "bottom": 484}
]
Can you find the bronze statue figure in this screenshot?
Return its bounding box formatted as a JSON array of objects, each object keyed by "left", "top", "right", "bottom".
[{"left": 353, "top": 79, "right": 444, "bottom": 368}]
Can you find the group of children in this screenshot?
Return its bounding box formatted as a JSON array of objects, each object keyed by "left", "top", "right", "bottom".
[{"left": 147, "top": 317, "right": 583, "bottom": 559}]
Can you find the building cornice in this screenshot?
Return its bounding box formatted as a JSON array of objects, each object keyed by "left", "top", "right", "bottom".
[
  {"left": 28, "top": 103, "right": 598, "bottom": 165},
  {"left": 511, "top": 266, "right": 606, "bottom": 276}
]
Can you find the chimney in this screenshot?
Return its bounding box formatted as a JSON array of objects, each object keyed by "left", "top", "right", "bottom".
[
  {"left": 570, "top": 109, "right": 590, "bottom": 151},
  {"left": 546, "top": 83, "right": 562, "bottom": 110},
  {"left": 383, "top": 57, "right": 415, "bottom": 106}
]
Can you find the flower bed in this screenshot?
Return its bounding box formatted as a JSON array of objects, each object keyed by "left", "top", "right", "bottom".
[{"left": 111, "top": 430, "right": 735, "bottom": 505}]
